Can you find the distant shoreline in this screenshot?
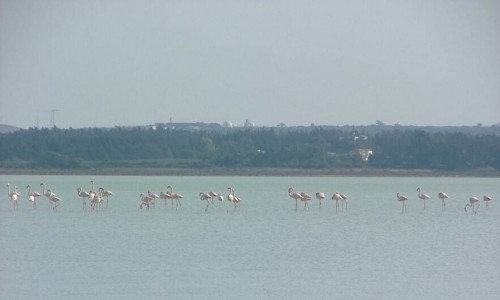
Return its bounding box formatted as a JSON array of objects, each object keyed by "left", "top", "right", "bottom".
[{"left": 1, "top": 168, "right": 499, "bottom": 177}]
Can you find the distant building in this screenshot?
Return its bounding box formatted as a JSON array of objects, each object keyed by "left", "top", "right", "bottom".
[
  {"left": 358, "top": 149, "right": 373, "bottom": 162},
  {"left": 244, "top": 119, "right": 255, "bottom": 127}
]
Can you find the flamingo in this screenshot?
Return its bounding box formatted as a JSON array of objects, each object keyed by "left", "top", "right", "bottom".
[
  {"left": 40, "top": 182, "right": 55, "bottom": 209},
  {"left": 199, "top": 192, "right": 212, "bottom": 212},
  {"left": 77, "top": 188, "right": 90, "bottom": 210},
  {"left": 465, "top": 197, "right": 480, "bottom": 214},
  {"left": 90, "top": 188, "right": 105, "bottom": 211},
  {"left": 148, "top": 191, "right": 159, "bottom": 208},
  {"left": 100, "top": 187, "right": 113, "bottom": 208},
  {"left": 160, "top": 191, "right": 171, "bottom": 209},
  {"left": 233, "top": 195, "right": 242, "bottom": 210},
  {"left": 140, "top": 193, "right": 153, "bottom": 210},
  {"left": 438, "top": 192, "right": 449, "bottom": 211},
  {"left": 397, "top": 193, "right": 409, "bottom": 213},
  {"left": 226, "top": 187, "right": 235, "bottom": 210},
  {"left": 47, "top": 189, "right": 62, "bottom": 210},
  {"left": 316, "top": 192, "right": 325, "bottom": 208},
  {"left": 26, "top": 185, "right": 41, "bottom": 209},
  {"left": 7, "top": 183, "right": 20, "bottom": 210},
  {"left": 331, "top": 192, "right": 343, "bottom": 213},
  {"left": 166, "top": 185, "right": 184, "bottom": 210},
  {"left": 210, "top": 191, "right": 224, "bottom": 206},
  {"left": 417, "top": 187, "right": 431, "bottom": 210},
  {"left": 228, "top": 187, "right": 241, "bottom": 211},
  {"left": 483, "top": 195, "right": 492, "bottom": 207},
  {"left": 300, "top": 192, "right": 312, "bottom": 210},
  {"left": 340, "top": 193, "right": 348, "bottom": 210},
  {"left": 288, "top": 188, "right": 304, "bottom": 212}
]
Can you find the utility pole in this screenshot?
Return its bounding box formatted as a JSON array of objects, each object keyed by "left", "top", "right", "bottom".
[{"left": 50, "top": 109, "right": 58, "bottom": 128}]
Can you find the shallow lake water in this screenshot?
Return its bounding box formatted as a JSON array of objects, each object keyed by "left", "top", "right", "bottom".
[{"left": 1, "top": 175, "right": 499, "bottom": 299}]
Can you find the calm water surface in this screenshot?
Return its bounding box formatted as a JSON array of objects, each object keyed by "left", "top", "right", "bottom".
[{"left": 1, "top": 175, "right": 499, "bottom": 300}]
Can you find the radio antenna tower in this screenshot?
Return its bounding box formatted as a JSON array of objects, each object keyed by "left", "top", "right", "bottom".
[{"left": 50, "top": 109, "right": 59, "bottom": 128}]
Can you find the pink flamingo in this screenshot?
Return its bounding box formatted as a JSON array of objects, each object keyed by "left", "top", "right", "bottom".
[
  {"left": 100, "top": 187, "right": 113, "bottom": 208},
  {"left": 316, "top": 192, "right": 325, "bottom": 208},
  {"left": 160, "top": 191, "right": 170, "bottom": 209},
  {"left": 148, "top": 191, "right": 159, "bottom": 208},
  {"left": 465, "top": 197, "right": 480, "bottom": 214},
  {"left": 340, "top": 193, "right": 348, "bottom": 210},
  {"left": 331, "top": 192, "right": 343, "bottom": 213},
  {"left": 397, "top": 193, "right": 409, "bottom": 213},
  {"left": 47, "top": 189, "right": 62, "bottom": 210},
  {"left": 226, "top": 187, "right": 235, "bottom": 210},
  {"left": 90, "top": 189, "right": 103, "bottom": 212},
  {"left": 288, "top": 188, "right": 304, "bottom": 212},
  {"left": 26, "top": 185, "right": 41, "bottom": 209},
  {"left": 483, "top": 195, "right": 492, "bottom": 207},
  {"left": 233, "top": 195, "right": 242, "bottom": 210},
  {"left": 40, "top": 183, "right": 55, "bottom": 209},
  {"left": 438, "top": 192, "right": 449, "bottom": 211},
  {"left": 300, "top": 192, "right": 312, "bottom": 210},
  {"left": 199, "top": 192, "right": 212, "bottom": 212},
  {"left": 167, "top": 185, "right": 184, "bottom": 210},
  {"left": 140, "top": 193, "right": 153, "bottom": 210},
  {"left": 77, "top": 188, "right": 90, "bottom": 210},
  {"left": 227, "top": 187, "right": 241, "bottom": 211},
  {"left": 7, "top": 183, "right": 20, "bottom": 210},
  {"left": 417, "top": 187, "right": 430, "bottom": 210}
]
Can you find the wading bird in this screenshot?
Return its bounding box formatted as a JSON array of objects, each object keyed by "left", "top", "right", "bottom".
[
  {"left": 160, "top": 190, "right": 171, "bottom": 209},
  {"left": 47, "top": 189, "right": 62, "bottom": 210},
  {"left": 464, "top": 197, "right": 480, "bottom": 214},
  {"left": 40, "top": 183, "right": 55, "bottom": 209},
  {"left": 397, "top": 193, "right": 409, "bottom": 213},
  {"left": 417, "top": 187, "right": 431, "bottom": 210},
  {"left": 140, "top": 193, "right": 153, "bottom": 210},
  {"left": 300, "top": 192, "right": 312, "bottom": 210},
  {"left": 7, "top": 183, "right": 20, "bottom": 210},
  {"left": 77, "top": 188, "right": 90, "bottom": 210},
  {"left": 227, "top": 187, "right": 241, "bottom": 211},
  {"left": 100, "top": 188, "right": 113, "bottom": 208},
  {"left": 199, "top": 192, "right": 212, "bottom": 212},
  {"left": 27, "top": 185, "right": 41, "bottom": 209},
  {"left": 316, "top": 192, "right": 325, "bottom": 208},
  {"left": 438, "top": 192, "right": 449, "bottom": 211},
  {"left": 340, "top": 193, "right": 348, "bottom": 210},
  {"left": 483, "top": 195, "right": 492, "bottom": 207},
  {"left": 332, "top": 192, "right": 344, "bottom": 213},
  {"left": 288, "top": 188, "right": 304, "bottom": 212},
  {"left": 167, "top": 185, "right": 184, "bottom": 210},
  {"left": 148, "top": 191, "right": 159, "bottom": 208}
]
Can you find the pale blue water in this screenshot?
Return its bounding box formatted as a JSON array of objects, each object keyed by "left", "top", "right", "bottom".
[{"left": 1, "top": 175, "right": 499, "bottom": 299}]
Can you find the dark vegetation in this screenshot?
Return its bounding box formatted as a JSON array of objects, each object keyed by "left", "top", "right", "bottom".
[{"left": 1, "top": 125, "right": 499, "bottom": 172}]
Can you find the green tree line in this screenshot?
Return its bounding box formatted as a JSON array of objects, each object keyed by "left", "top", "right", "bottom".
[{"left": 1, "top": 126, "right": 499, "bottom": 170}]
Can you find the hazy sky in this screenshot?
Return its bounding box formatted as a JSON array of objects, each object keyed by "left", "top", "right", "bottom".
[{"left": 1, "top": 0, "right": 499, "bottom": 129}]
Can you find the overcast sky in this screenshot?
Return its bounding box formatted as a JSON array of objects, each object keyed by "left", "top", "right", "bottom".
[{"left": 1, "top": 0, "right": 499, "bottom": 129}]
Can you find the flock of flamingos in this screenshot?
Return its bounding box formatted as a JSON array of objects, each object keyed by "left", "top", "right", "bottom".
[{"left": 5, "top": 181, "right": 493, "bottom": 214}]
